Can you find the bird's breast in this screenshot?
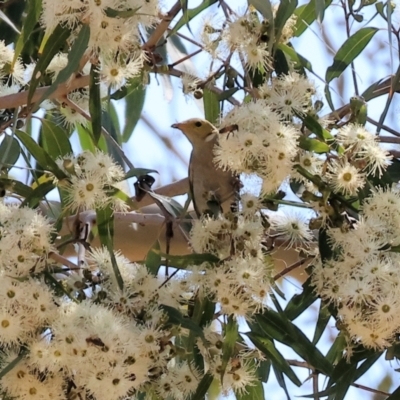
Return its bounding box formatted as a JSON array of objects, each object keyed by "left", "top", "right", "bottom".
[{"left": 189, "top": 146, "right": 237, "bottom": 216}]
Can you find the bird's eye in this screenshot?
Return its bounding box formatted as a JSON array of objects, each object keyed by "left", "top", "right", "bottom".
[{"left": 195, "top": 121, "right": 202, "bottom": 127}]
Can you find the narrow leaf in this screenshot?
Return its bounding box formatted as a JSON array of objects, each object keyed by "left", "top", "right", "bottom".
[
  {"left": 145, "top": 240, "right": 162, "bottom": 275},
  {"left": 104, "top": 6, "right": 141, "bottom": 18},
  {"left": 220, "top": 317, "right": 238, "bottom": 380},
  {"left": 180, "top": 0, "right": 190, "bottom": 31},
  {"left": 89, "top": 63, "right": 102, "bottom": 143},
  {"left": 272, "top": 364, "right": 291, "bottom": 400},
  {"left": 111, "top": 74, "right": 146, "bottom": 100},
  {"left": 353, "top": 353, "right": 382, "bottom": 381},
  {"left": 76, "top": 124, "right": 95, "bottom": 151},
  {"left": 203, "top": 88, "right": 220, "bottom": 125},
  {"left": 301, "top": 114, "right": 333, "bottom": 140},
  {"left": 159, "top": 252, "right": 219, "bottom": 269},
  {"left": 257, "top": 359, "right": 271, "bottom": 383},
  {"left": 28, "top": 25, "right": 71, "bottom": 105},
  {"left": 329, "top": 363, "right": 357, "bottom": 400},
  {"left": 294, "top": 0, "right": 332, "bottom": 37},
  {"left": 326, "top": 27, "right": 379, "bottom": 83},
  {"left": 326, "top": 333, "right": 347, "bottom": 365},
  {"left": 0, "top": 351, "right": 26, "bottom": 379},
  {"left": 125, "top": 168, "right": 157, "bottom": 180},
  {"left": 312, "top": 303, "right": 331, "bottom": 344},
  {"left": 324, "top": 84, "right": 335, "bottom": 111},
  {"left": 122, "top": 77, "right": 146, "bottom": 142},
  {"left": 284, "top": 277, "right": 318, "bottom": 320},
  {"left": 41, "top": 119, "right": 72, "bottom": 158},
  {"left": 96, "top": 206, "right": 114, "bottom": 248},
  {"left": 96, "top": 207, "right": 124, "bottom": 290},
  {"left": 147, "top": 192, "right": 186, "bottom": 218},
  {"left": 0, "top": 178, "right": 32, "bottom": 198},
  {"left": 161, "top": 304, "right": 205, "bottom": 340},
  {"left": 20, "top": 181, "right": 55, "bottom": 208},
  {"left": 249, "top": 0, "right": 274, "bottom": 21},
  {"left": 277, "top": 44, "right": 313, "bottom": 72},
  {"left": 247, "top": 333, "right": 302, "bottom": 386},
  {"left": 256, "top": 310, "right": 333, "bottom": 376},
  {"left": 218, "top": 88, "right": 239, "bottom": 101},
  {"left": 40, "top": 24, "right": 91, "bottom": 104},
  {"left": 0, "top": 135, "right": 20, "bottom": 168},
  {"left": 362, "top": 76, "right": 394, "bottom": 101},
  {"left": 168, "top": 0, "right": 218, "bottom": 37},
  {"left": 105, "top": 101, "right": 122, "bottom": 144},
  {"left": 275, "top": 0, "right": 298, "bottom": 42},
  {"left": 13, "top": 0, "right": 42, "bottom": 63},
  {"left": 15, "top": 130, "right": 66, "bottom": 180},
  {"left": 315, "top": 0, "right": 326, "bottom": 22},
  {"left": 190, "top": 372, "right": 214, "bottom": 400}
]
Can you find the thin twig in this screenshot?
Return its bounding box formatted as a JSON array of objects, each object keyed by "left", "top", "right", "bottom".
[
  {"left": 390, "top": 150, "right": 400, "bottom": 158},
  {"left": 169, "top": 49, "right": 203, "bottom": 68},
  {"left": 273, "top": 257, "right": 313, "bottom": 281},
  {"left": 351, "top": 382, "right": 389, "bottom": 397},
  {"left": 368, "top": 117, "right": 400, "bottom": 137},
  {"left": 287, "top": 359, "right": 390, "bottom": 397},
  {"left": 312, "top": 371, "right": 320, "bottom": 400},
  {"left": 378, "top": 136, "right": 400, "bottom": 144}
]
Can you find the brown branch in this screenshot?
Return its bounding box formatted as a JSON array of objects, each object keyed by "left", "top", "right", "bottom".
[
  {"left": 0, "top": 75, "right": 90, "bottom": 110},
  {"left": 351, "top": 382, "right": 389, "bottom": 397},
  {"left": 390, "top": 150, "right": 400, "bottom": 158},
  {"left": 142, "top": 1, "right": 182, "bottom": 51},
  {"left": 378, "top": 136, "right": 400, "bottom": 144},
  {"left": 0, "top": 1, "right": 181, "bottom": 111},
  {"left": 368, "top": 117, "right": 400, "bottom": 137}
]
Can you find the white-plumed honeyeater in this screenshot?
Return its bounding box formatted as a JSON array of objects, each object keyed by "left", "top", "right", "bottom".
[{"left": 172, "top": 118, "right": 239, "bottom": 218}]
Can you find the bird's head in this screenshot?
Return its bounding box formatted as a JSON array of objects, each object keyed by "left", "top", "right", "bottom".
[{"left": 171, "top": 118, "right": 219, "bottom": 146}]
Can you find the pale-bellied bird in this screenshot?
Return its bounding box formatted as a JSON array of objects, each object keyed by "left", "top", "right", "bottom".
[{"left": 172, "top": 118, "right": 239, "bottom": 217}]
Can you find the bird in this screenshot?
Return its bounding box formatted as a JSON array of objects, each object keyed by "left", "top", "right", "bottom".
[{"left": 171, "top": 118, "right": 239, "bottom": 218}]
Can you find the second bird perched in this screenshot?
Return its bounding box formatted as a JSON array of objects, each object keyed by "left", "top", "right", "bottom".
[{"left": 171, "top": 118, "right": 239, "bottom": 218}]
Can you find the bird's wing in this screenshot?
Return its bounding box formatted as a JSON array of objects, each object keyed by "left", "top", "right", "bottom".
[{"left": 188, "top": 151, "right": 202, "bottom": 217}]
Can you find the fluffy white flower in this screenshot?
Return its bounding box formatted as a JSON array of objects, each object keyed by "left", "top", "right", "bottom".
[
  {"left": 326, "top": 159, "right": 365, "bottom": 196},
  {"left": 270, "top": 212, "right": 313, "bottom": 248},
  {"left": 55, "top": 150, "right": 128, "bottom": 212},
  {"left": 215, "top": 100, "right": 299, "bottom": 193},
  {"left": 261, "top": 72, "right": 315, "bottom": 118}
]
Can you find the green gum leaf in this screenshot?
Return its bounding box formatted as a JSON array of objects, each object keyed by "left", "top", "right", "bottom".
[{"left": 326, "top": 27, "right": 379, "bottom": 83}]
